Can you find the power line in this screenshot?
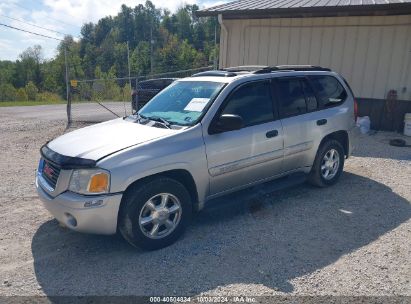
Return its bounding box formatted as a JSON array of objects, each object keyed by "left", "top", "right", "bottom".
[
  {"left": 0, "top": 22, "right": 63, "bottom": 41},
  {"left": 1, "top": 14, "right": 93, "bottom": 43},
  {"left": 11, "top": 2, "right": 80, "bottom": 28},
  {"left": 8, "top": 2, "right": 95, "bottom": 41},
  {"left": 0, "top": 14, "right": 69, "bottom": 37}
]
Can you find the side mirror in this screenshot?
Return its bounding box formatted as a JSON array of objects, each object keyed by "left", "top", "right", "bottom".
[{"left": 210, "top": 114, "right": 244, "bottom": 134}]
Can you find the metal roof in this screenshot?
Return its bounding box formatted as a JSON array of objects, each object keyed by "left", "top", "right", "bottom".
[{"left": 197, "top": 0, "right": 411, "bottom": 18}]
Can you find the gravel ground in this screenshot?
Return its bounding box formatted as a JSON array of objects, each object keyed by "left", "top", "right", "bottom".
[
  {"left": 0, "top": 110, "right": 410, "bottom": 299},
  {"left": 0, "top": 102, "right": 130, "bottom": 122}
]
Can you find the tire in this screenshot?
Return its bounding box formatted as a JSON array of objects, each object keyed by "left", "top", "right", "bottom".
[
  {"left": 308, "top": 139, "right": 345, "bottom": 187},
  {"left": 118, "top": 177, "right": 192, "bottom": 250}
]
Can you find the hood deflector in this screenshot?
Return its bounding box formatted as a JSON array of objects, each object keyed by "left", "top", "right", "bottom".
[{"left": 40, "top": 145, "right": 96, "bottom": 169}]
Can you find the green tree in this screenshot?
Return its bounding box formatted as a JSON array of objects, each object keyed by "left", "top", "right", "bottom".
[
  {"left": 0, "top": 61, "right": 15, "bottom": 85},
  {"left": 178, "top": 39, "right": 205, "bottom": 69},
  {"left": 131, "top": 41, "right": 151, "bottom": 75},
  {"left": 161, "top": 9, "right": 174, "bottom": 34},
  {"left": 20, "top": 45, "right": 43, "bottom": 89},
  {"left": 156, "top": 34, "right": 180, "bottom": 72},
  {"left": 80, "top": 22, "right": 95, "bottom": 57},
  {"left": 113, "top": 43, "right": 128, "bottom": 77},
  {"left": 116, "top": 4, "right": 134, "bottom": 43},
  {"left": 175, "top": 6, "right": 193, "bottom": 43},
  {"left": 42, "top": 60, "right": 61, "bottom": 93},
  {"left": 25, "top": 81, "right": 38, "bottom": 101},
  {"left": 94, "top": 66, "right": 103, "bottom": 78},
  {"left": 0, "top": 83, "right": 17, "bottom": 101},
  {"left": 94, "top": 17, "right": 114, "bottom": 46},
  {"left": 16, "top": 88, "right": 28, "bottom": 101},
  {"left": 0, "top": 2, "right": 220, "bottom": 101}
]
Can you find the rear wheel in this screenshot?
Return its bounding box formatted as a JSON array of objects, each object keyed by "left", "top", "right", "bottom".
[
  {"left": 308, "top": 140, "right": 345, "bottom": 187},
  {"left": 118, "top": 177, "right": 192, "bottom": 250}
]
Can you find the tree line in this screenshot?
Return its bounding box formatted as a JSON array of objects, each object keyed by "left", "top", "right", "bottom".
[{"left": 0, "top": 1, "right": 219, "bottom": 102}]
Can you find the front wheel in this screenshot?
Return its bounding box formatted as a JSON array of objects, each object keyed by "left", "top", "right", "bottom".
[
  {"left": 118, "top": 177, "right": 192, "bottom": 250},
  {"left": 308, "top": 140, "right": 345, "bottom": 187}
]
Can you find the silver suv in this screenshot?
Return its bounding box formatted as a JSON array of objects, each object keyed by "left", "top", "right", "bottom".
[{"left": 36, "top": 65, "right": 359, "bottom": 250}]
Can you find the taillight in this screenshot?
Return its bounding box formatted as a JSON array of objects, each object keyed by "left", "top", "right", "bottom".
[{"left": 354, "top": 98, "right": 358, "bottom": 121}]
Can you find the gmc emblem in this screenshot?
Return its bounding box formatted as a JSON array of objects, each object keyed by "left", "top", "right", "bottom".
[{"left": 43, "top": 163, "right": 54, "bottom": 178}]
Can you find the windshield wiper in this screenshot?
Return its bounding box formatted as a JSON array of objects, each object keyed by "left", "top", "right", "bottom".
[
  {"left": 137, "top": 113, "right": 148, "bottom": 120},
  {"left": 146, "top": 116, "right": 172, "bottom": 129},
  {"left": 131, "top": 113, "right": 148, "bottom": 122}
]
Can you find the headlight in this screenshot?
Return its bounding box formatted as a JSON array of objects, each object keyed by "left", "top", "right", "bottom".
[{"left": 68, "top": 169, "right": 110, "bottom": 195}]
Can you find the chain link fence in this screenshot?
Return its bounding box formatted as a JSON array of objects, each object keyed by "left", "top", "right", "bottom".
[{"left": 68, "top": 66, "right": 212, "bottom": 124}]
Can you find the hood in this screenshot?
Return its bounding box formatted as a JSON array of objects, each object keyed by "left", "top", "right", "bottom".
[{"left": 47, "top": 118, "right": 176, "bottom": 161}]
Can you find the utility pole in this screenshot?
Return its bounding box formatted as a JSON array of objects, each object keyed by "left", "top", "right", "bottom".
[
  {"left": 213, "top": 20, "right": 217, "bottom": 70},
  {"left": 127, "top": 41, "right": 131, "bottom": 85},
  {"left": 64, "top": 46, "right": 71, "bottom": 126},
  {"left": 126, "top": 41, "right": 131, "bottom": 116},
  {"left": 150, "top": 25, "right": 153, "bottom": 75}
]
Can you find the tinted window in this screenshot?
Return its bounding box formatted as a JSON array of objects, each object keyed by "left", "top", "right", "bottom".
[
  {"left": 221, "top": 81, "right": 274, "bottom": 127},
  {"left": 302, "top": 80, "right": 318, "bottom": 112},
  {"left": 309, "top": 76, "right": 347, "bottom": 107},
  {"left": 276, "top": 78, "right": 307, "bottom": 117}
]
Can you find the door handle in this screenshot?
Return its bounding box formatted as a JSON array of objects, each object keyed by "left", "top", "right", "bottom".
[
  {"left": 317, "top": 119, "right": 327, "bottom": 126},
  {"left": 266, "top": 130, "right": 278, "bottom": 138}
]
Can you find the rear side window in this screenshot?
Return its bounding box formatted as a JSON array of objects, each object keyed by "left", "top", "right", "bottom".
[
  {"left": 302, "top": 80, "right": 318, "bottom": 112},
  {"left": 276, "top": 78, "right": 308, "bottom": 117},
  {"left": 221, "top": 81, "right": 274, "bottom": 127},
  {"left": 309, "top": 76, "right": 347, "bottom": 107}
]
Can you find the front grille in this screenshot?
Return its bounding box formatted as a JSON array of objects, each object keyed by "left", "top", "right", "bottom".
[{"left": 41, "top": 159, "right": 61, "bottom": 189}]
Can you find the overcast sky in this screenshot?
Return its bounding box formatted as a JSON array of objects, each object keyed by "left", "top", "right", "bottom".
[{"left": 0, "top": 0, "right": 226, "bottom": 61}]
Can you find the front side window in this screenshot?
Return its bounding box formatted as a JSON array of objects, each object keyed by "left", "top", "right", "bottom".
[
  {"left": 276, "top": 78, "right": 307, "bottom": 117},
  {"left": 221, "top": 81, "right": 274, "bottom": 127},
  {"left": 139, "top": 81, "right": 225, "bottom": 126},
  {"left": 309, "top": 75, "right": 347, "bottom": 107}
]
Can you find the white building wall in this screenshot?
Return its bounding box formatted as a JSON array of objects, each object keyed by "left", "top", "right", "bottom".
[{"left": 219, "top": 15, "right": 411, "bottom": 101}]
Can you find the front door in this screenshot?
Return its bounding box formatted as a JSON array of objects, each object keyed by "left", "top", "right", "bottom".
[{"left": 203, "top": 80, "right": 284, "bottom": 196}]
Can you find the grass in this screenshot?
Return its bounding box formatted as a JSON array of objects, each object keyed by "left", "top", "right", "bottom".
[{"left": 0, "top": 100, "right": 65, "bottom": 107}]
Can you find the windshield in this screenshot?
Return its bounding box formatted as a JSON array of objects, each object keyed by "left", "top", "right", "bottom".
[{"left": 138, "top": 81, "right": 225, "bottom": 126}]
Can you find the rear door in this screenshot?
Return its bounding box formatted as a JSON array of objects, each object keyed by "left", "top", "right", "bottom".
[
  {"left": 308, "top": 75, "right": 351, "bottom": 131},
  {"left": 203, "top": 80, "right": 284, "bottom": 196},
  {"left": 273, "top": 76, "right": 323, "bottom": 172}
]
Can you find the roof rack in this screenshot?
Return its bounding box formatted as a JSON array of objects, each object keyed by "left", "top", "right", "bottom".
[
  {"left": 191, "top": 70, "right": 237, "bottom": 77},
  {"left": 222, "top": 65, "right": 269, "bottom": 72},
  {"left": 191, "top": 65, "right": 331, "bottom": 78},
  {"left": 254, "top": 65, "right": 331, "bottom": 74}
]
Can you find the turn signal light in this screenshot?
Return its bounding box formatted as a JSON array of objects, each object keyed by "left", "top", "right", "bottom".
[{"left": 88, "top": 173, "right": 109, "bottom": 193}]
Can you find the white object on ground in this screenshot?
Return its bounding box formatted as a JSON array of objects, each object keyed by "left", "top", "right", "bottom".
[
  {"left": 356, "top": 116, "right": 371, "bottom": 134},
  {"left": 404, "top": 113, "right": 411, "bottom": 137}
]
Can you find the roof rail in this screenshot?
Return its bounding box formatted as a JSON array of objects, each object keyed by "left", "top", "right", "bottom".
[
  {"left": 223, "top": 65, "right": 269, "bottom": 72},
  {"left": 191, "top": 65, "right": 331, "bottom": 78},
  {"left": 253, "top": 65, "right": 331, "bottom": 74},
  {"left": 192, "top": 70, "right": 237, "bottom": 77}
]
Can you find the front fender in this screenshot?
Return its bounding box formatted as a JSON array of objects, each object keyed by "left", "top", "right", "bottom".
[{"left": 97, "top": 125, "right": 210, "bottom": 206}]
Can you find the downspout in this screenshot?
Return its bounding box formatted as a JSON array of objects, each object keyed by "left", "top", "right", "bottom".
[{"left": 218, "top": 14, "right": 228, "bottom": 69}]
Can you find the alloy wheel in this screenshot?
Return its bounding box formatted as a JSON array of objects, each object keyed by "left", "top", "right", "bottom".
[
  {"left": 138, "top": 193, "right": 182, "bottom": 239},
  {"left": 321, "top": 148, "right": 340, "bottom": 180}
]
